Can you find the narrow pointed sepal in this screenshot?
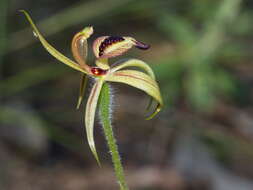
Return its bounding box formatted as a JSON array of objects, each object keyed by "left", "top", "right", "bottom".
[
  {"left": 76, "top": 74, "right": 88, "bottom": 109},
  {"left": 85, "top": 80, "right": 104, "bottom": 165},
  {"left": 20, "top": 10, "right": 86, "bottom": 73},
  {"left": 93, "top": 36, "right": 150, "bottom": 59},
  {"left": 105, "top": 70, "right": 163, "bottom": 119}
]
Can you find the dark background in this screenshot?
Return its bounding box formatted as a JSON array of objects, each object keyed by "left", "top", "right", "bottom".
[{"left": 1, "top": 0, "right": 253, "bottom": 189}]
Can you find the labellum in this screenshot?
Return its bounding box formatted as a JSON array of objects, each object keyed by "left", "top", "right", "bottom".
[{"left": 93, "top": 36, "right": 150, "bottom": 59}]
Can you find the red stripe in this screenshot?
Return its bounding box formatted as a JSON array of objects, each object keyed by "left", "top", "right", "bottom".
[
  {"left": 114, "top": 73, "right": 156, "bottom": 88},
  {"left": 87, "top": 82, "right": 98, "bottom": 112}
]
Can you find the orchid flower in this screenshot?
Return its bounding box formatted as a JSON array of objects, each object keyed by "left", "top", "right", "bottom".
[{"left": 21, "top": 10, "right": 163, "bottom": 164}]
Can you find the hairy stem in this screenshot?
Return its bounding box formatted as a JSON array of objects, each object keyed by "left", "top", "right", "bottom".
[{"left": 99, "top": 83, "right": 129, "bottom": 190}]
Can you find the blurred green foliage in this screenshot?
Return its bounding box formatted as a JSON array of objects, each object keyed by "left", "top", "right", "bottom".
[
  {"left": 1, "top": 0, "right": 253, "bottom": 146},
  {"left": 0, "top": 1, "right": 253, "bottom": 189},
  {"left": 1, "top": 0, "right": 253, "bottom": 174},
  {"left": 4, "top": 0, "right": 252, "bottom": 112},
  {"left": 155, "top": 0, "right": 246, "bottom": 111}
]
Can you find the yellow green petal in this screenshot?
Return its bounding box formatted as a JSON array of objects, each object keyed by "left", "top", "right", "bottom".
[
  {"left": 111, "top": 58, "right": 156, "bottom": 113},
  {"left": 20, "top": 10, "right": 86, "bottom": 73},
  {"left": 105, "top": 70, "right": 163, "bottom": 119},
  {"left": 71, "top": 27, "right": 93, "bottom": 72},
  {"left": 76, "top": 74, "right": 88, "bottom": 109},
  {"left": 111, "top": 58, "right": 155, "bottom": 79},
  {"left": 85, "top": 79, "right": 104, "bottom": 165}
]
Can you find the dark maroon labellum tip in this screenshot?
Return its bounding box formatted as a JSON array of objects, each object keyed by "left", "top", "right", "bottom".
[
  {"left": 91, "top": 67, "right": 107, "bottom": 76},
  {"left": 135, "top": 40, "right": 150, "bottom": 50}
]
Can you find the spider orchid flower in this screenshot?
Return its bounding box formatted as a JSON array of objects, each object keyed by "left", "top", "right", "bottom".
[{"left": 21, "top": 10, "right": 163, "bottom": 164}]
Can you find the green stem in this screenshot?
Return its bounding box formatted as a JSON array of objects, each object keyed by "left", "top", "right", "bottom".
[{"left": 99, "top": 83, "right": 129, "bottom": 190}]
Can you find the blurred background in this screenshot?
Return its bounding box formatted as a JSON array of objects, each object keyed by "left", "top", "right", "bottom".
[{"left": 1, "top": 0, "right": 253, "bottom": 189}]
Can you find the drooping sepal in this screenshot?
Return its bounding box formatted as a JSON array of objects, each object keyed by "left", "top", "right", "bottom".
[
  {"left": 76, "top": 74, "right": 88, "bottom": 109},
  {"left": 93, "top": 36, "right": 150, "bottom": 59},
  {"left": 85, "top": 80, "right": 104, "bottom": 165}
]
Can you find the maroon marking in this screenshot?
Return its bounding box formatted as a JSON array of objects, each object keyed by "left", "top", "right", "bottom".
[
  {"left": 98, "top": 36, "right": 125, "bottom": 57},
  {"left": 134, "top": 40, "right": 150, "bottom": 50},
  {"left": 91, "top": 67, "right": 107, "bottom": 76}
]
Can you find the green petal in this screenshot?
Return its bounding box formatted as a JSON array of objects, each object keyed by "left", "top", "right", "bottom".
[
  {"left": 76, "top": 74, "right": 88, "bottom": 109},
  {"left": 20, "top": 10, "right": 86, "bottom": 74},
  {"left": 106, "top": 70, "right": 163, "bottom": 119},
  {"left": 71, "top": 27, "right": 93, "bottom": 72},
  {"left": 111, "top": 59, "right": 156, "bottom": 112},
  {"left": 85, "top": 80, "right": 104, "bottom": 165},
  {"left": 111, "top": 58, "right": 155, "bottom": 79}
]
